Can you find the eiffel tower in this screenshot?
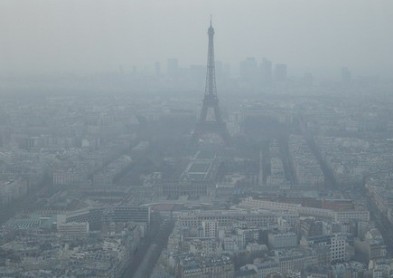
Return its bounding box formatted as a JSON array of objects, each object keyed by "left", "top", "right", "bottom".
[{"left": 192, "top": 19, "right": 230, "bottom": 144}]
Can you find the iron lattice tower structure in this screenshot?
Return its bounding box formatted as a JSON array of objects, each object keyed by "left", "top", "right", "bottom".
[{"left": 192, "top": 20, "right": 231, "bottom": 144}]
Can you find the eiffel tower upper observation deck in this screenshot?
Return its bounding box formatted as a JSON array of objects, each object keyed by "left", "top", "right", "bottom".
[{"left": 192, "top": 19, "right": 231, "bottom": 144}]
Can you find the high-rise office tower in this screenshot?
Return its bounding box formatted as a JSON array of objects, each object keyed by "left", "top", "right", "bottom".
[
  {"left": 261, "top": 58, "right": 273, "bottom": 85},
  {"left": 341, "top": 67, "right": 351, "bottom": 83},
  {"left": 274, "top": 64, "right": 288, "bottom": 83},
  {"left": 240, "top": 57, "right": 259, "bottom": 83},
  {"left": 167, "top": 58, "right": 179, "bottom": 79}
]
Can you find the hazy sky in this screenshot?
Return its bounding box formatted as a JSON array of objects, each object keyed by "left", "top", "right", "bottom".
[{"left": 1, "top": 0, "right": 392, "bottom": 76}]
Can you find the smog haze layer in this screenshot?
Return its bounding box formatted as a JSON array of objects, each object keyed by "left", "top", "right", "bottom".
[{"left": 1, "top": 0, "right": 392, "bottom": 77}]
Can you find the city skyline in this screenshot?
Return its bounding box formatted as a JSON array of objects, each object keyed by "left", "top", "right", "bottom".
[
  {"left": 1, "top": 0, "right": 392, "bottom": 77},
  {"left": 1, "top": 3, "right": 393, "bottom": 277}
]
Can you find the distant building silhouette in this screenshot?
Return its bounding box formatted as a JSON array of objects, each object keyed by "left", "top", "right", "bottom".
[
  {"left": 341, "top": 67, "right": 352, "bottom": 83},
  {"left": 303, "top": 72, "right": 314, "bottom": 86},
  {"left": 274, "top": 64, "right": 287, "bottom": 83},
  {"left": 240, "top": 57, "right": 259, "bottom": 87},
  {"left": 155, "top": 62, "right": 161, "bottom": 77},
  {"left": 167, "top": 58, "right": 179, "bottom": 79},
  {"left": 261, "top": 58, "right": 273, "bottom": 85}
]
